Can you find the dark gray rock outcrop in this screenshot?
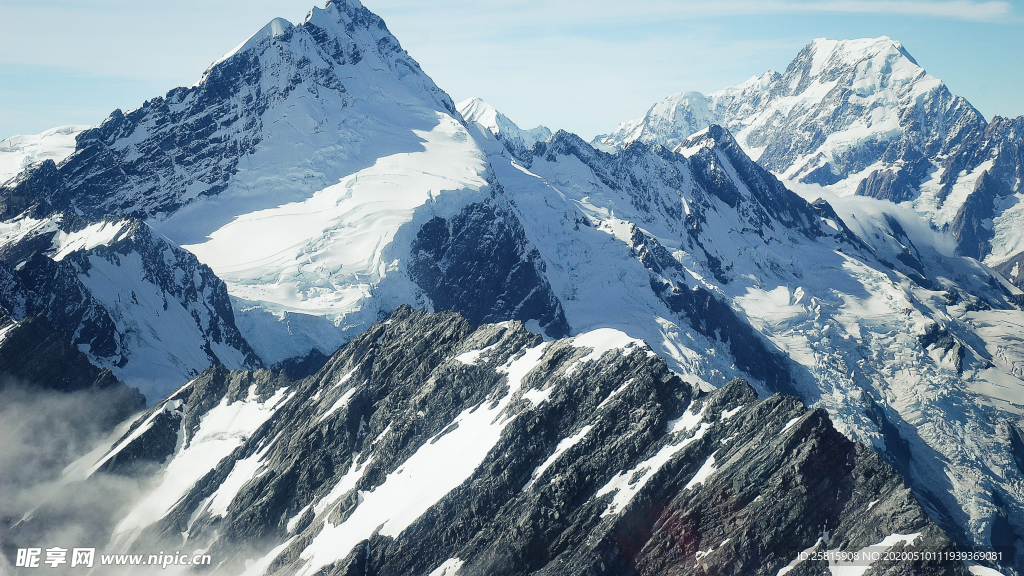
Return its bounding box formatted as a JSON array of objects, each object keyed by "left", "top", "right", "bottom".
[{"left": 409, "top": 198, "right": 570, "bottom": 338}]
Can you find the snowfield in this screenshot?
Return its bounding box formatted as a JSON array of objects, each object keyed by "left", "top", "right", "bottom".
[{"left": 0, "top": 125, "right": 89, "bottom": 183}]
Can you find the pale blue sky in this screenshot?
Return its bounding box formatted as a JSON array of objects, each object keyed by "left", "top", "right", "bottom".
[{"left": 1, "top": 0, "right": 1021, "bottom": 140}]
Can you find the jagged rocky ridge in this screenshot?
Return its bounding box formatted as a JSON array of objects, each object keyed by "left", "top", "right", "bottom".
[
  {"left": 75, "top": 307, "right": 969, "bottom": 576},
  {"left": 470, "top": 112, "right": 1024, "bottom": 570}
]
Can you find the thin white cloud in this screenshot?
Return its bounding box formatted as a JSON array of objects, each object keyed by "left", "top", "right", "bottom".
[
  {"left": 733, "top": 0, "right": 1013, "bottom": 22},
  {"left": 399, "top": 0, "right": 1014, "bottom": 24}
]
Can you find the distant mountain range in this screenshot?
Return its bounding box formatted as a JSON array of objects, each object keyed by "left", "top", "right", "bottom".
[
  {"left": 0, "top": 2, "right": 1021, "bottom": 574},
  {"left": 594, "top": 37, "right": 1024, "bottom": 281}
]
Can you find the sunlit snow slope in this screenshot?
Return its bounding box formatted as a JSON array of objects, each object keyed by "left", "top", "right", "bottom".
[
  {"left": 0, "top": 125, "right": 89, "bottom": 183},
  {"left": 457, "top": 97, "right": 552, "bottom": 157}
]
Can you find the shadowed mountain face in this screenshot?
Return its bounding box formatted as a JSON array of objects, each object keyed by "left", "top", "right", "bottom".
[
  {"left": 0, "top": 3, "right": 1023, "bottom": 573},
  {"left": 45, "top": 307, "right": 962, "bottom": 576},
  {"left": 0, "top": 313, "right": 143, "bottom": 407},
  {"left": 409, "top": 199, "right": 570, "bottom": 338}
]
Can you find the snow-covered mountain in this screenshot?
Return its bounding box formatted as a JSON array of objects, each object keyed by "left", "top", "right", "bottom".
[
  {"left": 473, "top": 113, "right": 1024, "bottom": 571},
  {"left": 2, "top": 6, "right": 1024, "bottom": 574},
  {"left": 595, "top": 37, "right": 985, "bottom": 191},
  {"left": 0, "top": 214, "right": 259, "bottom": 399},
  {"left": 457, "top": 97, "right": 552, "bottom": 159},
  {"left": 593, "top": 90, "right": 717, "bottom": 154},
  {"left": 594, "top": 37, "right": 1024, "bottom": 283},
  {"left": 0, "top": 0, "right": 486, "bottom": 369},
  {"left": 32, "top": 307, "right": 960, "bottom": 576}
]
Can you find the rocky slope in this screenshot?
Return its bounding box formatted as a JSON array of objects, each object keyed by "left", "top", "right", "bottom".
[
  {"left": 55, "top": 307, "right": 969, "bottom": 576},
  {"left": 476, "top": 115, "right": 1024, "bottom": 570}
]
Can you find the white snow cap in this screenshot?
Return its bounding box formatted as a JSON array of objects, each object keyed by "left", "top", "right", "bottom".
[
  {"left": 0, "top": 125, "right": 89, "bottom": 183},
  {"left": 458, "top": 97, "right": 500, "bottom": 127},
  {"left": 328, "top": 0, "right": 366, "bottom": 10},
  {"left": 215, "top": 17, "right": 294, "bottom": 65},
  {"left": 457, "top": 97, "right": 552, "bottom": 148},
  {"left": 805, "top": 36, "right": 922, "bottom": 76}
]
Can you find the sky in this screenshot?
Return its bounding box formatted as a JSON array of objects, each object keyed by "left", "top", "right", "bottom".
[{"left": 0, "top": 0, "right": 1022, "bottom": 141}]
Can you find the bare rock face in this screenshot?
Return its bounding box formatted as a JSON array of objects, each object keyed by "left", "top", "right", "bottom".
[
  {"left": 0, "top": 312, "right": 144, "bottom": 412},
  {"left": 409, "top": 199, "right": 570, "bottom": 338}
]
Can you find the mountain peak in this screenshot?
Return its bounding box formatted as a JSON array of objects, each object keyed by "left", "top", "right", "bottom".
[
  {"left": 799, "top": 36, "right": 923, "bottom": 78},
  {"left": 200, "top": 0, "right": 433, "bottom": 98},
  {"left": 213, "top": 17, "right": 295, "bottom": 66},
  {"left": 324, "top": 0, "right": 366, "bottom": 12},
  {"left": 316, "top": 0, "right": 379, "bottom": 30},
  {"left": 595, "top": 35, "right": 969, "bottom": 180},
  {"left": 457, "top": 97, "right": 551, "bottom": 154},
  {"left": 457, "top": 97, "right": 500, "bottom": 127},
  {"left": 808, "top": 35, "right": 901, "bottom": 54},
  {"left": 593, "top": 90, "right": 715, "bottom": 151}
]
